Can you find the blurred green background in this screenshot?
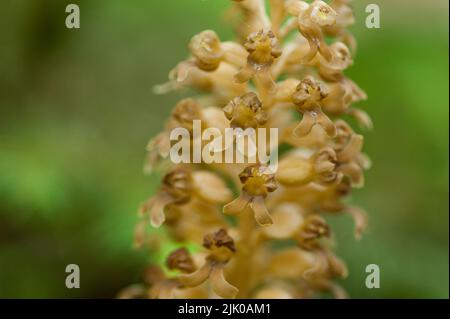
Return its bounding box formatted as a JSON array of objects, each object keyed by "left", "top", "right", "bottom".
[{"left": 0, "top": 0, "right": 448, "bottom": 298}]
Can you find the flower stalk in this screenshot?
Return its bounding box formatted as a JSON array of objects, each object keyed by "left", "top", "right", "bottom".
[{"left": 121, "top": 0, "right": 371, "bottom": 299}]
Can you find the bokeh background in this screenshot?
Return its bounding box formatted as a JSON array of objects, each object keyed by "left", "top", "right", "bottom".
[{"left": 0, "top": 0, "right": 448, "bottom": 298}]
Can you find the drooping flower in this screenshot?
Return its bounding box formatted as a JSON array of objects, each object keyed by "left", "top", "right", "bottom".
[
  {"left": 178, "top": 229, "right": 239, "bottom": 298},
  {"left": 224, "top": 92, "right": 268, "bottom": 129},
  {"left": 235, "top": 29, "right": 282, "bottom": 94},
  {"left": 323, "top": 0, "right": 357, "bottom": 51},
  {"left": 224, "top": 164, "right": 278, "bottom": 226},
  {"left": 145, "top": 98, "right": 203, "bottom": 173},
  {"left": 139, "top": 167, "right": 232, "bottom": 228},
  {"left": 291, "top": 75, "right": 336, "bottom": 137},
  {"left": 287, "top": 0, "right": 337, "bottom": 63}
]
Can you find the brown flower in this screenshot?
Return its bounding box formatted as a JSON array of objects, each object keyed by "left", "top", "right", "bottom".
[
  {"left": 235, "top": 30, "right": 282, "bottom": 93},
  {"left": 292, "top": 76, "right": 336, "bottom": 137},
  {"left": 178, "top": 229, "right": 238, "bottom": 298},
  {"left": 224, "top": 164, "right": 278, "bottom": 226}
]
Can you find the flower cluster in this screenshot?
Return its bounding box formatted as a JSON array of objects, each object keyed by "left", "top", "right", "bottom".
[{"left": 121, "top": 0, "right": 371, "bottom": 299}]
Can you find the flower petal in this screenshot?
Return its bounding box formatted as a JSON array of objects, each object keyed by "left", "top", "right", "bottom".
[
  {"left": 178, "top": 262, "right": 211, "bottom": 287},
  {"left": 316, "top": 109, "right": 336, "bottom": 137},
  {"left": 250, "top": 196, "right": 273, "bottom": 226},
  {"left": 293, "top": 112, "right": 316, "bottom": 137},
  {"left": 210, "top": 265, "right": 238, "bottom": 298},
  {"left": 347, "top": 206, "right": 368, "bottom": 240},
  {"left": 263, "top": 204, "right": 303, "bottom": 239},
  {"left": 149, "top": 194, "right": 174, "bottom": 228},
  {"left": 223, "top": 193, "right": 252, "bottom": 215},
  {"left": 338, "top": 134, "right": 363, "bottom": 162}
]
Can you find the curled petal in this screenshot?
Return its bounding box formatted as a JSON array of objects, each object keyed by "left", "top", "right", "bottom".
[
  {"left": 178, "top": 262, "right": 212, "bottom": 287},
  {"left": 149, "top": 193, "right": 175, "bottom": 228},
  {"left": 277, "top": 155, "right": 314, "bottom": 186},
  {"left": 133, "top": 220, "right": 147, "bottom": 249},
  {"left": 349, "top": 108, "right": 373, "bottom": 130},
  {"left": 347, "top": 206, "right": 369, "bottom": 240},
  {"left": 275, "top": 78, "right": 300, "bottom": 102},
  {"left": 174, "top": 60, "right": 196, "bottom": 83},
  {"left": 338, "top": 162, "right": 364, "bottom": 188},
  {"left": 223, "top": 192, "right": 252, "bottom": 215},
  {"left": 317, "top": 38, "right": 333, "bottom": 62},
  {"left": 300, "top": 37, "right": 319, "bottom": 63},
  {"left": 254, "top": 287, "right": 293, "bottom": 299},
  {"left": 268, "top": 248, "right": 316, "bottom": 279},
  {"left": 329, "top": 283, "right": 349, "bottom": 299},
  {"left": 250, "top": 196, "right": 273, "bottom": 226},
  {"left": 210, "top": 265, "right": 239, "bottom": 298},
  {"left": 144, "top": 134, "right": 171, "bottom": 173},
  {"left": 236, "top": 131, "right": 258, "bottom": 159},
  {"left": 151, "top": 281, "right": 179, "bottom": 299},
  {"left": 338, "top": 134, "right": 364, "bottom": 162},
  {"left": 293, "top": 112, "right": 316, "bottom": 137},
  {"left": 263, "top": 204, "right": 303, "bottom": 239}
]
